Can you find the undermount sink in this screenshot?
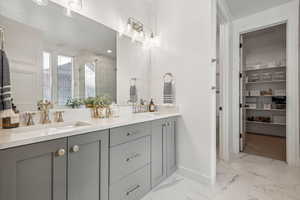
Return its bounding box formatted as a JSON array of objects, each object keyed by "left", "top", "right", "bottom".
[
  {"left": 5, "top": 121, "right": 92, "bottom": 135},
  {"left": 48, "top": 121, "right": 92, "bottom": 130}
]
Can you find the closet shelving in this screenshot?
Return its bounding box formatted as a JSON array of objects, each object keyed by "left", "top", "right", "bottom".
[
  {"left": 244, "top": 65, "right": 286, "bottom": 72},
  {"left": 242, "top": 24, "right": 287, "bottom": 139},
  {"left": 246, "top": 80, "right": 286, "bottom": 84}
]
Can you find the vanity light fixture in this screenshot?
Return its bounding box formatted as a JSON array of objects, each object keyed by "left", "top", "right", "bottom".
[
  {"left": 121, "top": 17, "right": 160, "bottom": 49},
  {"left": 107, "top": 49, "right": 112, "bottom": 54},
  {"left": 127, "top": 17, "right": 144, "bottom": 33},
  {"left": 32, "top": 0, "right": 49, "bottom": 6}
]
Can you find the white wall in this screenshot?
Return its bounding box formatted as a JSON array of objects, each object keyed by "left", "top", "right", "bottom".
[
  {"left": 150, "top": 0, "right": 216, "bottom": 183},
  {"left": 231, "top": 0, "right": 299, "bottom": 165},
  {"left": 117, "top": 36, "right": 150, "bottom": 104}
]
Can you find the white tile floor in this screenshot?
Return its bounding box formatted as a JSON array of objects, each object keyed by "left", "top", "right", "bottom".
[{"left": 142, "top": 154, "right": 300, "bottom": 200}]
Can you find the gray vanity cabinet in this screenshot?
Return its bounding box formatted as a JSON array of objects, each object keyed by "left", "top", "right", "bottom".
[
  {"left": 166, "top": 118, "right": 177, "bottom": 176},
  {"left": 151, "top": 118, "right": 177, "bottom": 187},
  {"left": 0, "top": 130, "right": 109, "bottom": 200},
  {"left": 68, "top": 130, "right": 109, "bottom": 200},
  {"left": 0, "top": 138, "right": 68, "bottom": 200},
  {"left": 151, "top": 119, "right": 167, "bottom": 187}
]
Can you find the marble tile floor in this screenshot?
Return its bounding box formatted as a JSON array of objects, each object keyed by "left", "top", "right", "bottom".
[{"left": 142, "top": 154, "right": 300, "bottom": 200}]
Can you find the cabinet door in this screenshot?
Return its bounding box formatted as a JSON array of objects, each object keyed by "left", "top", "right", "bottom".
[
  {"left": 166, "top": 118, "right": 177, "bottom": 176},
  {"left": 151, "top": 119, "right": 167, "bottom": 187},
  {"left": 68, "top": 130, "right": 109, "bottom": 200},
  {"left": 0, "top": 139, "right": 67, "bottom": 200}
]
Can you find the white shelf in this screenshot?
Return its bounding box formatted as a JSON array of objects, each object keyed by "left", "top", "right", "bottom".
[
  {"left": 246, "top": 80, "right": 286, "bottom": 84},
  {"left": 246, "top": 121, "right": 286, "bottom": 126},
  {"left": 244, "top": 66, "right": 286, "bottom": 72},
  {"left": 246, "top": 95, "right": 286, "bottom": 97},
  {"left": 245, "top": 108, "right": 286, "bottom": 112}
]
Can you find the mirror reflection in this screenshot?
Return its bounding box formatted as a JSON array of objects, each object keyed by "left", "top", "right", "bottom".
[{"left": 0, "top": 0, "right": 117, "bottom": 111}]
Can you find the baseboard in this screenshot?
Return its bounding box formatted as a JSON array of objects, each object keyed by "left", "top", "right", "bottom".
[{"left": 176, "top": 166, "right": 213, "bottom": 185}]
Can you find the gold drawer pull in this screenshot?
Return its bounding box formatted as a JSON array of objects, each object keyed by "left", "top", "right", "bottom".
[{"left": 126, "top": 184, "right": 140, "bottom": 196}]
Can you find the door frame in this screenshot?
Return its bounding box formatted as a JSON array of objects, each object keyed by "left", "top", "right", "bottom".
[
  {"left": 216, "top": 0, "right": 232, "bottom": 162},
  {"left": 231, "top": 2, "right": 300, "bottom": 166}
]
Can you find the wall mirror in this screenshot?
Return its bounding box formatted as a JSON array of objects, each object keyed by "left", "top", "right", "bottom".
[{"left": 0, "top": 0, "right": 117, "bottom": 111}]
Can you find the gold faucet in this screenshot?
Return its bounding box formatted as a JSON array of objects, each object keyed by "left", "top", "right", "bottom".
[
  {"left": 37, "top": 100, "right": 53, "bottom": 124},
  {"left": 55, "top": 111, "right": 64, "bottom": 123},
  {"left": 25, "top": 112, "right": 36, "bottom": 126}
]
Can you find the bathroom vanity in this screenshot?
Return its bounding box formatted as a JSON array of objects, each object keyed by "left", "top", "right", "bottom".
[{"left": 0, "top": 114, "right": 178, "bottom": 200}]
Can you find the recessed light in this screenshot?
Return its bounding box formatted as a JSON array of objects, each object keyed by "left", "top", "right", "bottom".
[{"left": 107, "top": 50, "right": 112, "bottom": 54}]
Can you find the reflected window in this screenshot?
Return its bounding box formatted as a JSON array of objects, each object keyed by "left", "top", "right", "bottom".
[
  {"left": 42, "top": 52, "right": 51, "bottom": 101},
  {"left": 57, "top": 55, "right": 73, "bottom": 105},
  {"left": 85, "top": 63, "right": 96, "bottom": 98}
]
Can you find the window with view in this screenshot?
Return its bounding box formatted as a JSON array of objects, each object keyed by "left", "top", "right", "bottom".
[
  {"left": 84, "top": 63, "right": 96, "bottom": 98},
  {"left": 42, "top": 52, "right": 51, "bottom": 101},
  {"left": 57, "top": 55, "right": 73, "bottom": 105}
]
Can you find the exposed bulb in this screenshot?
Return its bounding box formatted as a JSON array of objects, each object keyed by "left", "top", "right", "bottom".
[
  {"left": 67, "top": 0, "right": 83, "bottom": 10},
  {"left": 127, "top": 23, "right": 132, "bottom": 32},
  {"left": 119, "top": 25, "right": 125, "bottom": 37},
  {"left": 64, "top": 7, "right": 72, "bottom": 17},
  {"left": 142, "top": 35, "right": 150, "bottom": 50},
  {"left": 32, "top": 0, "right": 48, "bottom": 6},
  {"left": 131, "top": 31, "right": 138, "bottom": 43}
]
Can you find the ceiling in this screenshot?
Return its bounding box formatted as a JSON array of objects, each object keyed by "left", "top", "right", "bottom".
[
  {"left": 0, "top": 0, "right": 116, "bottom": 58},
  {"left": 225, "top": 0, "right": 293, "bottom": 19}
]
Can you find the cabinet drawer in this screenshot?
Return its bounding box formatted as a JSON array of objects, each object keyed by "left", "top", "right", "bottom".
[
  {"left": 110, "top": 122, "right": 151, "bottom": 146},
  {"left": 110, "top": 165, "right": 151, "bottom": 200},
  {"left": 110, "top": 136, "right": 150, "bottom": 183}
]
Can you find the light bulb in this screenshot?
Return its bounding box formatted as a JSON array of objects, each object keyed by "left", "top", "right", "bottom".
[
  {"left": 143, "top": 35, "right": 150, "bottom": 49},
  {"left": 131, "top": 31, "right": 138, "bottom": 43},
  {"left": 64, "top": 7, "right": 72, "bottom": 17},
  {"left": 127, "top": 23, "right": 132, "bottom": 32},
  {"left": 32, "top": 0, "right": 48, "bottom": 6},
  {"left": 67, "top": 0, "right": 82, "bottom": 10}
]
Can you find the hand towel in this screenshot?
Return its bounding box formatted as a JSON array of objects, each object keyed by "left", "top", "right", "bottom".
[
  {"left": 130, "top": 85, "right": 138, "bottom": 103},
  {"left": 163, "top": 82, "right": 174, "bottom": 104},
  {"left": 0, "top": 49, "right": 13, "bottom": 118}
]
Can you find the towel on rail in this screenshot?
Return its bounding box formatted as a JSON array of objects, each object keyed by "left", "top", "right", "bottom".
[{"left": 0, "top": 49, "right": 13, "bottom": 118}]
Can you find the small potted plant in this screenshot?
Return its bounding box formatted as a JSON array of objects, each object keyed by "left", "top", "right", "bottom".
[
  {"left": 65, "top": 97, "right": 83, "bottom": 109},
  {"left": 84, "top": 97, "right": 95, "bottom": 108},
  {"left": 92, "top": 95, "right": 112, "bottom": 118}
]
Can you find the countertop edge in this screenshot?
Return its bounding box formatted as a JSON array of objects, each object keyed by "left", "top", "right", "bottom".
[{"left": 0, "top": 113, "right": 180, "bottom": 150}]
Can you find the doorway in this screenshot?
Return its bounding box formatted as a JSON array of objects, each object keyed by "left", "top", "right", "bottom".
[{"left": 239, "top": 24, "right": 287, "bottom": 161}]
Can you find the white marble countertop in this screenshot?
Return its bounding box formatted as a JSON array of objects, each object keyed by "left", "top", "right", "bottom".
[{"left": 0, "top": 112, "right": 180, "bottom": 150}]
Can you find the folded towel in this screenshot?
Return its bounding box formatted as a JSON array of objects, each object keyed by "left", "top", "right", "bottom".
[
  {"left": 130, "top": 85, "right": 138, "bottom": 103},
  {"left": 163, "top": 82, "right": 174, "bottom": 104},
  {"left": 0, "top": 50, "right": 13, "bottom": 118}
]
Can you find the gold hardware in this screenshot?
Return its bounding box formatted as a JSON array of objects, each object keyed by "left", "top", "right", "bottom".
[
  {"left": 71, "top": 145, "right": 80, "bottom": 153},
  {"left": 56, "top": 148, "right": 66, "bottom": 157},
  {"left": 25, "top": 112, "right": 36, "bottom": 126},
  {"left": 55, "top": 111, "right": 64, "bottom": 123}
]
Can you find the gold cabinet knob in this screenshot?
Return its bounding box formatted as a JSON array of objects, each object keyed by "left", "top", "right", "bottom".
[
  {"left": 56, "top": 148, "right": 66, "bottom": 157},
  {"left": 71, "top": 145, "right": 80, "bottom": 153}
]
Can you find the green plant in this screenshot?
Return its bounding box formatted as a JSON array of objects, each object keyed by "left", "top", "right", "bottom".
[
  {"left": 84, "top": 97, "right": 95, "bottom": 105},
  {"left": 65, "top": 97, "right": 83, "bottom": 108},
  {"left": 93, "top": 95, "right": 112, "bottom": 107}
]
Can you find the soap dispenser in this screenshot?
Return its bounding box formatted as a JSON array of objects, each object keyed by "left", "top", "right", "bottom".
[{"left": 149, "top": 99, "right": 156, "bottom": 112}]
